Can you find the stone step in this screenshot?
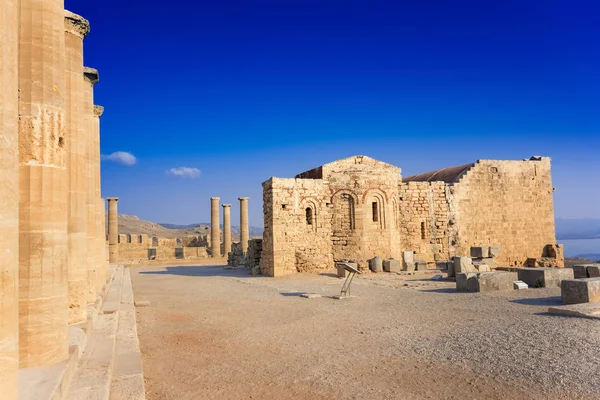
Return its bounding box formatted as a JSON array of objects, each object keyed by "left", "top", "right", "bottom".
[{"left": 102, "top": 266, "right": 124, "bottom": 314}]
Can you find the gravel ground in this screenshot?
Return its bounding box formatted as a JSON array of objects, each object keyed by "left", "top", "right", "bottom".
[{"left": 132, "top": 264, "right": 600, "bottom": 400}]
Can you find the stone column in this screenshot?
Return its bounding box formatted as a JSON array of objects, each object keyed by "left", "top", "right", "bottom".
[
  {"left": 83, "top": 66, "right": 99, "bottom": 302},
  {"left": 211, "top": 197, "right": 221, "bottom": 258},
  {"left": 239, "top": 197, "right": 249, "bottom": 254},
  {"left": 18, "top": 0, "right": 69, "bottom": 368},
  {"left": 222, "top": 204, "right": 232, "bottom": 256},
  {"left": 0, "top": 0, "right": 20, "bottom": 395},
  {"left": 93, "top": 105, "right": 105, "bottom": 290},
  {"left": 107, "top": 198, "right": 119, "bottom": 263},
  {"left": 65, "top": 10, "right": 90, "bottom": 325}
]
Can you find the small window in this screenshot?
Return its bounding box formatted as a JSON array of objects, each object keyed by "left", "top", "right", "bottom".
[
  {"left": 421, "top": 222, "right": 426, "bottom": 239},
  {"left": 305, "top": 207, "right": 313, "bottom": 225},
  {"left": 372, "top": 202, "right": 378, "bottom": 222}
]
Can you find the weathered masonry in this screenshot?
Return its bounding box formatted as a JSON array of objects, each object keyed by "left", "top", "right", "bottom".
[{"left": 261, "top": 155, "right": 561, "bottom": 277}]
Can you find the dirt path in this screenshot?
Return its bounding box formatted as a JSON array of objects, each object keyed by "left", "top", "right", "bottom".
[{"left": 132, "top": 265, "right": 600, "bottom": 400}]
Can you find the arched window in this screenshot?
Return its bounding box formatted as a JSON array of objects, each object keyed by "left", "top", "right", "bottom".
[
  {"left": 306, "top": 207, "right": 313, "bottom": 225},
  {"left": 372, "top": 202, "right": 379, "bottom": 222}
]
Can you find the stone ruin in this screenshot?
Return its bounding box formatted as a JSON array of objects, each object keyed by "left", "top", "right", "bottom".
[{"left": 258, "top": 155, "right": 563, "bottom": 277}]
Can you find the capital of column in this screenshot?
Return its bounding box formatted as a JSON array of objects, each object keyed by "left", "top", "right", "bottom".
[
  {"left": 238, "top": 197, "right": 249, "bottom": 201},
  {"left": 94, "top": 105, "right": 104, "bottom": 117},
  {"left": 222, "top": 204, "right": 231, "bottom": 208},
  {"left": 83, "top": 67, "right": 99, "bottom": 85},
  {"left": 64, "top": 10, "right": 90, "bottom": 38},
  {"left": 211, "top": 197, "right": 220, "bottom": 201},
  {"left": 107, "top": 197, "right": 119, "bottom": 202}
]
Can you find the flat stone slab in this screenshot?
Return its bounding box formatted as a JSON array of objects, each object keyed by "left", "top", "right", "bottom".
[
  {"left": 513, "top": 281, "right": 528, "bottom": 290},
  {"left": 548, "top": 302, "right": 600, "bottom": 320},
  {"left": 134, "top": 300, "right": 150, "bottom": 307},
  {"left": 517, "top": 267, "right": 574, "bottom": 288},
  {"left": 561, "top": 277, "right": 600, "bottom": 305}
]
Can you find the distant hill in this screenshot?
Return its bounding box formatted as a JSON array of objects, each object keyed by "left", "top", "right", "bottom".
[
  {"left": 113, "top": 214, "right": 264, "bottom": 240},
  {"left": 159, "top": 222, "right": 263, "bottom": 237},
  {"left": 556, "top": 218, "right": 600, "bottom": 240}
]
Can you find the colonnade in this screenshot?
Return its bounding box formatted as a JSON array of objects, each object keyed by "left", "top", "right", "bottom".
[{"left": 210, "top": 197, "right": 250, "bottom": 257}]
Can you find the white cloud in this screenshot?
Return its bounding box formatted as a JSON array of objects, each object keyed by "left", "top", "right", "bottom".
[
  {"left": 166, "top": 167, "right": 201, "bottom": 179},
  {"left": 101, "top": 151, "right": 137, "bottom": 166}
]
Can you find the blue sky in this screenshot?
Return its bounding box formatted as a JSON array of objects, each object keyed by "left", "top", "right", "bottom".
[{"left": 65, "top": 0, "right": 600, "bottom": 226}]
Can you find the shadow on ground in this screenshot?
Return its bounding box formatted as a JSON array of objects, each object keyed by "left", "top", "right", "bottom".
[
  {"left": 139, "top": 265, "right": 259, "bottom": 278},
  {"left": 510, "top": 296, "right": 563, "bottom": 306}
]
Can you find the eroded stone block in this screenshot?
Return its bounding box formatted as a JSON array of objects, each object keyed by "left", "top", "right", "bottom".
[
  {"left": 454, "top": 256, "right": 476, "bottom": 274},
  {"left": 370, "top": 256, "right": 383, "bottom": 273},
  {"left": 518, "top": 267, "right": 574, "bottom": 288},
  {"left": 477, "top": 272, "right": 518, "bottom": 292},
  {"left": 561, "top": 278, "right": 600, "bottom": 305},
  {"left": 470, "top": 246, "right": 489, "bottom": 258},
  {"left": 383, "top": 259, "right": 401, "bottom": 273},
  {"left": 572, "top": 265, "right": 589, "bottom": 279},
  {"left": 488, "top": 246, "right": 501, "bottom": 258},
  {"left": 456, "top": 272, "right": 477, "bottom": 292},
  {"left": 588, "top": 265, "right": 600, "bottom": 278}
]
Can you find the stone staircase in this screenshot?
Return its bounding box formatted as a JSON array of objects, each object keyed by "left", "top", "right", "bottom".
[{"left": 66, "top": 265, "right": 146, "bottom": 400}]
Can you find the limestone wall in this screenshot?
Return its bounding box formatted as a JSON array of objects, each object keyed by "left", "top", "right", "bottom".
[
  {"left": 398, "top": 181, "right": 450, "bottom": 263},
  {"left": 451, "top": 158, "right": 559, "bottom": 266},
  {"left": 115, "top": 234, "right": 210, "bottom": 264}
]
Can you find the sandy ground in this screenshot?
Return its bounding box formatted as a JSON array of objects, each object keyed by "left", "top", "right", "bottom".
[{"left": 131, "top": 264, "right": 600, "bottom": 400}]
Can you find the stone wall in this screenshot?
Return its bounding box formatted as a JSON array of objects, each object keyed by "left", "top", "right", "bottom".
[
  {"left": 116, "top": 234, "right": 210, "bottom": 264},
  {"left": 451, "top": 158, "right": 560, "bottom": 267}
]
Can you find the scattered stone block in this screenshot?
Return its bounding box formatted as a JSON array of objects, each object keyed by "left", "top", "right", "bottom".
[
  {"left": 432, "top": 275, "right": 443, "bottom": 281},
  {"left": 518, "top": 267, "right": 574, "bottom": 288},
  {"left": 588, "top": 265, "right": 600, "bottom": 278},
  {"left": 572, "top": 265, "right": 589, "bottom": 279},
  {"left": 447, "top": 261, "right": 456, "bottom": 278},
  {"left": 488, "top": 246, "right": 501, "bottom": 258},
  {"left": 456, "top": 272, "right": 477, "bottom": 292},
  {"left": 369, "top": 256, "right": 383, "bottom": 273},
  {"left": 456, "top": 272, "right": 518, "bottom": 292},
  {"left": 404, "top": 261, "right": 416, "bottom": 272},
  {"left": 476, "top": 264, "right": 491, "bottom": 272},
  {"left": 470, "top": 246, "right": 489, "bottom": 258},
  {"left": 454, "top": 256, "right": 477, "bottom": 274},
  {"left": 477, "top": 272, "right": 518, "bottom": 292},
  {"left": 436, "top": 261, "right": 451, "bottom": 271},
  {"left": 513, "top": 281, "right": 528, "bottom": 290},
  {"left": 561, "top": 278, "right": 600, "bottom": 305},
  {"left": 383, "top": 258, "right": 401, "bottom": 273},
  {"left": 548, "top": 302, "right": 600, "bottom": 319},
  {"left": 415, "top": 260, "right": 428, "bottom": 271},
  {"left": 402, "top": 251, "right": 415, "bottom": 271}
]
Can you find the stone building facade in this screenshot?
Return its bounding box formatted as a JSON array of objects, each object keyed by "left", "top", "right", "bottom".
[
  {"left": 261, "top": 155, "right": 561, "bottom": 277},
  {"left": 0, "top": 2, "right": 110, "bottom": 397}
]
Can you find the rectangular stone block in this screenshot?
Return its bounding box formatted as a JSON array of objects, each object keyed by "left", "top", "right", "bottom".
[
  {"left": 477, "top": 272, "right": 518, "bottom": 292},
  {"left": 518, "top": 267, "right": 574, "bottom": 288},
  {"left": 383, "top": 259, "right": 401, "bottom": 273},
  {"left": 369, "top": 257, "right": 383, "bottom": 273},
  {"left": 470, "top": 246, "right": 489, "bottom": 258},
  {"left": 415, "top": 260, "right": 428, "bottom": 271},
  {"left": 488, "top": 246, "right": 501, "bottom": 258},
  {"left": 402, "top": 251, "right": 414, "bottom": 270},
  {"left": 561, "top": 278, "right": 600, "bottom": 305},
  {"left": 456, "top": 272, "right": 477, "bottom": 292},
  {"left": 447, "top": 261, "right": 456, "bottom": 278},
  {"left": 514, "top": 281, "right": 528, "bottom": 290},
  {"left": 572, "top": 265, "right": 589, "bottom": 279},
  {"left": 454, "top": 256, "right": 476, "bottom": 274},
  {"left": 588, "top": 265, "right": 600, "bottom": 278}
]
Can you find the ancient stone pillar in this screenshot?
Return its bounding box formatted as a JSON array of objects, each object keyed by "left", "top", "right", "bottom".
[
  {"left": 239, "top": 197, "right": 249, "bottom": 254},
  {"left": 107, "top": 198, "right": 119, "bottom": 263},
  {"left": 18, "top": 0, "right": 69, "bottom": 368},
  {"left": 222, "top": 204, "right": 232, "bottom": 256},
  {"left": 83, "top": 66, "right": 99, "bottom": 302},
  {"left": 0, "top": 0, "right": 20, "bottom": 395},
  {"left": 93, "top": 105, "right": 105, "bottom": 290},
  {"left": 65, "top": 10, "right": 90, "bottom": 325},
  {"left": 211, "top": 197, "right": 221, "bottom": 258}
]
